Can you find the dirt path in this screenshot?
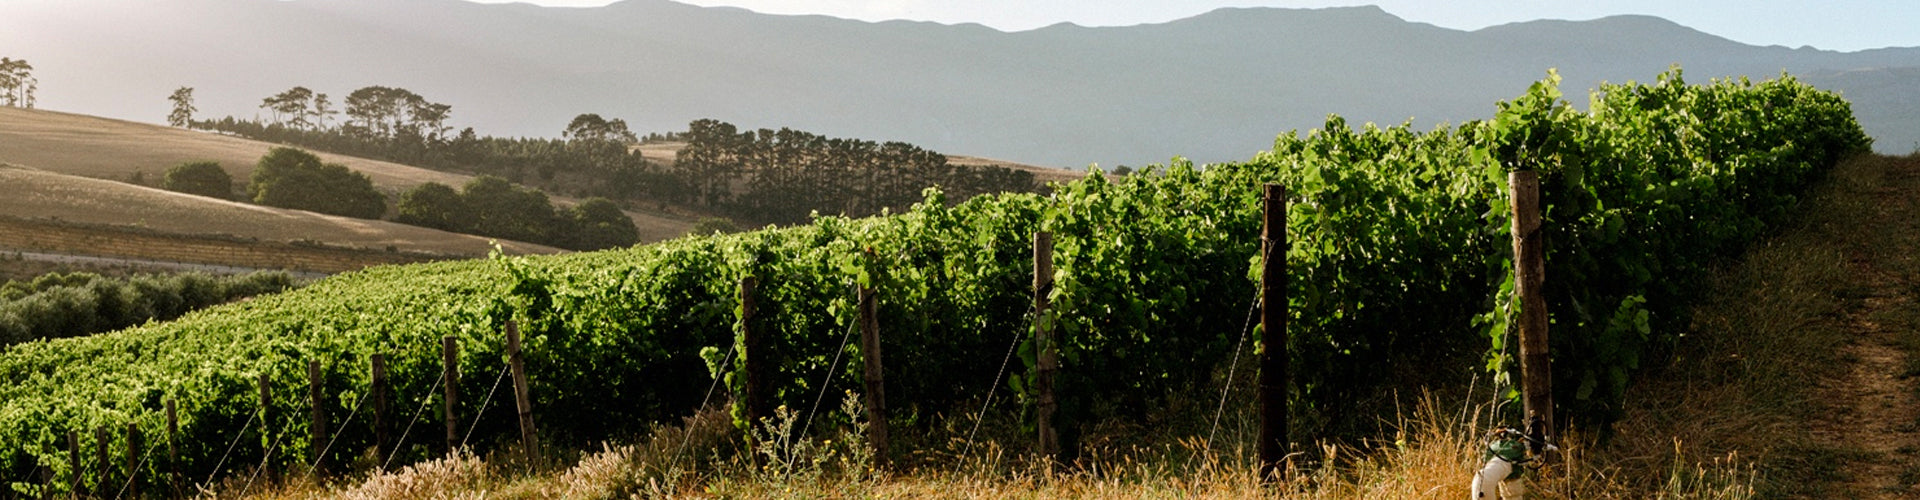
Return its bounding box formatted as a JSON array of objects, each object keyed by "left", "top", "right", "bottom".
[{"left": 1806, "top": 157, "right": 1920, "bottom": 498}]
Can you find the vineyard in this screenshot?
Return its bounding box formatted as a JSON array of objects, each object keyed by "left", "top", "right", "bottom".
[{"left": 0, "top": 68, "right": 1870, "bottom": 496}]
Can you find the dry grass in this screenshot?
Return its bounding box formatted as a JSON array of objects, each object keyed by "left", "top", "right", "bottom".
[
  {"left": 0, "top": 106, "right": 694, "bottom": 243},
  {"left": 0, "top": 165, "right": 558, "bottom": 256}
]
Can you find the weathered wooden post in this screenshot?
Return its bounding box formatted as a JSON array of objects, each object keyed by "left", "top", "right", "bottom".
[
  {"left": 309, "top": 360, "right": 328, "bottom": 475},
  {"left": 259, "top": 373, "right": 274, "bottom": 481},
  {"left": 1258, "top": 183, "right": 1289, "bottom": 481},
  {"left": 740, "top": 277, "right": 769, "bottom": 430},
  {"left": 442, "top": 336, "right": 460, "bottom": 455},
  {"left": 371, "top": 354, "right": 390, "bottom": 469},
  {"left": 1034, "top": 231, "right": 1060, "bottom": 465},
  {"left": 506, "top": 320, "right": 539, "bottom": 458},
  {"left": 167, "top": 399, "right": 180, "bottom": 497},
  {"left": 94, "top": 426, "right": 109, "bottom": 494},
  {"left": 66, "top": 431, "right": 80, "bottom": 497},
  {"left": 857, "top": 278, "right": 889, "bottom": 468},
  {"left": 1509, "top": 170, "right": 1555, "bottom": 458},
  {"left": 125, "top": 423, "right": 141, "bottom": 498},
  {"left": 39, "top": 441, "right": 53, "bottom": 500}
]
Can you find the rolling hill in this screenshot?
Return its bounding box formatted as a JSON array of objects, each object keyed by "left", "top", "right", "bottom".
[
  {"left": 0, "top": 106, "right": 698, "bottom": 245},
  {"left": 0, "top": 0, "right": 1916, "bottom": 167}
]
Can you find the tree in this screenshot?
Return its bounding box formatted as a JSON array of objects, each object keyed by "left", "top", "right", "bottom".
[
  {"left": 563, "top": 113, "right": 638, "bottom": 143},
  {"left": 167, "top": 87, "right": 196, "bottom": 128},
  {"left": 561, "top": 198, "right": 638, "bottom": 250},
  {"left": 461, "top": 175, "right": 558, "bottom": 244},
  {"left": 261, "top": 86, "right": 316, "bottom": 128},
  {"left": 0, "top": 57, "right": 37, "bottom": 108},
  {"left": 162, "top": 161, "right": 232, "bottom": 199},
  {"left": 248, "top": 147, "right": 386, "bottom": 219},
  {"left": 311, "top": 93, "right": 336, "bottom": 130},
  {"left": 343, "top": 86, "right": 449, "bottom": 140},
  {"left": 394, "top": 182, "right": 469, "bottom": 231}
]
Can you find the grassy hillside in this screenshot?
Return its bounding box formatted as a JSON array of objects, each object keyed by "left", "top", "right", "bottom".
[
  {"left": 0, "top": 106, "right": 696, "bottom": 243},
  {"left": 0, "top": 165, "right": 557, "bottom": 256}
]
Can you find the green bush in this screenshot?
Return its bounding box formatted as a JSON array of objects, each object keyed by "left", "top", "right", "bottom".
[
  {"left": 161, "top": 160, "right": 233, "bottom": 200},
  {"left": 248, "top": 147, "right": 387, "bottom": 219}
]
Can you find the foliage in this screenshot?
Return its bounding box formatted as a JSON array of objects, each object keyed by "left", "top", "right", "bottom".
[
  {"left": 167, "top": 86, "right": 195, "bottom": 128},
  {"left": 676, "top": 119, "right": 1040, "bottom": 225},
  {"left": 0, "top": 57, "right": 35, "bottom": 108},
  {"left": 247, "top": 147, "right": 388, "bottom": 219},
  {"left": 562, "top": 113, "right": 638, "bottom": 143},
  {"left": 0, "top": 271, "right": 297, "bottom": 347},
  {"left": 161, "top": 160, "right": 233, "bottom": 200},
  {"left": 393, "top": 182, "right": 469, "bottom": 232},
  {"left": 0, "top": 69, "right": 1868, "bottom": 496}
]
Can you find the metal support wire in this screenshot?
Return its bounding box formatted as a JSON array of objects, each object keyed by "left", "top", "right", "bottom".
[
  {"left": 305, "top": 388, "right": 374, "bottom": 477},
  {"left": 960, "top": 303, "right": 1037, "bottom": 462},
  {"left": 460, "top": 364, "right": 512, "bottom": 448},
  {"left": 381, "top": 369, "right": 449, "bottom": 471}
]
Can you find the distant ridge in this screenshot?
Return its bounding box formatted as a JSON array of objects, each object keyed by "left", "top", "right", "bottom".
[{"left": 1, "top": 0, "right": 1915, "bottom": 166}]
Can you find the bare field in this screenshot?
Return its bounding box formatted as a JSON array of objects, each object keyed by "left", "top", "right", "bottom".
[
  {"left": 0, "top": 165, "right": 558, "bottom": 256},
  {"left": 0, "top": 106, "right": 695, "bottom": 242}
]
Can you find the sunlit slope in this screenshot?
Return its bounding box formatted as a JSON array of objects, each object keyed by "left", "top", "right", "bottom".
[
  {"left": 0, "top": 165, "right": 559, "bottom": 256},
  {"left": 0, "top": 106, "right": 695, "bottom": 242}
]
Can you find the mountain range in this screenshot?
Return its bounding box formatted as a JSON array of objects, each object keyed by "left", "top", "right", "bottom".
[{"left": 2, "top": 0, "right": 1915, "bottom": 167}]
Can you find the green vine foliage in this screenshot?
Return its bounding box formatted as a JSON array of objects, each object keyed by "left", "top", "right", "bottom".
[{"left": 0, "top": 68, "right": 1869, "bottom": 496}]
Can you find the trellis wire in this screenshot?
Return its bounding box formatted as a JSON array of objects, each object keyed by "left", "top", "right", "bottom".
[
  {"left": 960, "top": 301, "right": 1038, "bottom": 462},
  {"left": 381, "top": 367, "right": 449, "bottom": 471},
  {"left": 304, "top": 387, "right": 374, "bottom": 476},
  {"left": 235, "top": 426, "right": 290, "bottom": 498},
  {"left": 460, "top": 364, "right": 512, "bottom": 448},
  {"left": 201, "top": 408, "right": 259, "bottom": 487},
  {"left": 111, "top": 423, "right": 165, "bottom": 500}
]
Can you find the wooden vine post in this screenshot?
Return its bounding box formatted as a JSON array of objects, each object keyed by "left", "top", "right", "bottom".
[
  {"left": 443, "top": 336, "right": 460, "bottom": 454},
  {"left": 506, "top": 320, "right": 539, "bottom": 457},
  {"left": 66, "top": 431, "right": 79, "bottom": 496},
  {"left": 259, "top": 373, "right": 273, "bottom": 481},
  {"left": 1509, "top": 170, "right": 1556, "bottom": 458},
  {"left": 125, "top": 423, "right": 140, "bottom": 498},
  {"left": 38, "top": 441, "right": 52, "bottom": 500},
  {"left": 1258, "top": 183, "right": 1290, "bottom": 481},
  {"left": 309, "top": 360, "right": 328, "bottom": 474},
  {"left": 740, "top": 277, "right": 770, "bottom": 431},
  {"left": 371, "top": 354, "right": 390, "bottom": 469},
  {"left": 1034, "top": 231, "right": 1060, "bottom": 465},
  {"left": 856, "top": 262, "right": 890, "bottom": 468},
  {"left": 167, "top": 399, "right": 180, "bottom": 497},
  {"left": 93, "top": 427, "right": 108, "bottom": 493}
]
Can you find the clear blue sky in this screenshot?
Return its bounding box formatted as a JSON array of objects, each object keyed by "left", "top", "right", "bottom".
[{"left": 465, "top": 0, "right": 1918, "bottom": 52}]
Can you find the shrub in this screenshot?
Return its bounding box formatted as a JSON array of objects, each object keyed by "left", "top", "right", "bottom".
[{"left": 162, "top": 160, "right": 233, "bottom": 199}]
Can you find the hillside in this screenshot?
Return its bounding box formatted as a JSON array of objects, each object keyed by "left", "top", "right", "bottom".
[
  {"left": 1, "top": 0, "right": 1917, "bottom": 167},
  {"left": 0, "top": 106, "right": 697, "bottom": 243},
  {"left": 0, "top": 165, "right": 557, "bottom": 257}
]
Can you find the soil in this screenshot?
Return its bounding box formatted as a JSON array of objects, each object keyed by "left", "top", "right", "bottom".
[{"left": 1807, "top": 157, "right": 1920, "bottom": 498}]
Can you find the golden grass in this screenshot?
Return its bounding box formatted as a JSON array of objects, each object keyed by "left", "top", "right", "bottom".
[
  {"left": 0, "top": 165, "right": 558, "bottom": 256},
  {"left": 0, "top": 106, "right": 694, "bottom": 243}
]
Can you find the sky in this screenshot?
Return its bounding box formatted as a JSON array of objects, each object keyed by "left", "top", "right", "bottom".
[{"left": 465, "top": 0, "right": 1920, "bottom": 52}]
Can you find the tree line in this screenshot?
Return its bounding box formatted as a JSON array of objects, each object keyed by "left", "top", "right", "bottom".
[
  {"left": 675, "top": 119, "right": 1037, "bottom": 225},
  {"left": 173, "top": 85, "right": 1043, "bottom": 228},
  {"left": 157, "top": 147, "right": 639, "bottom": 251}
]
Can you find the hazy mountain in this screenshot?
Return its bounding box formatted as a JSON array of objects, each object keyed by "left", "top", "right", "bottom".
[{"left": 2, "top": 0, "right": 1915, "bottom": 167}]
